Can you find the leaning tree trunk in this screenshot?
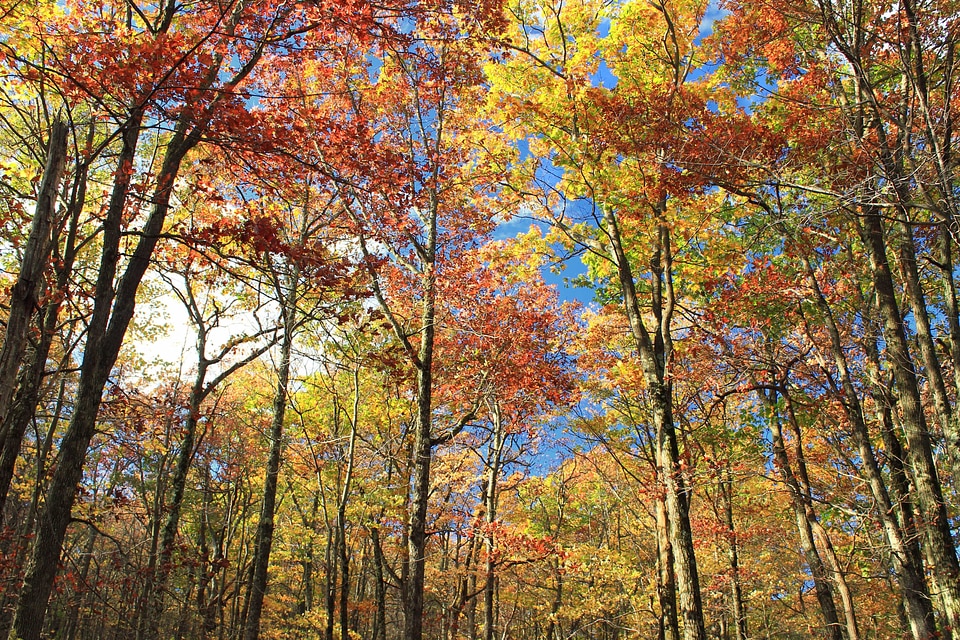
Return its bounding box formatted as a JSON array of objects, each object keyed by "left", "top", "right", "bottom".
[
  {"left": 0, "top": 146, "right": 87, "bottom": 519},
  {"left": 719, "top": 460, "right": 747, "bottom": 640},
  {"left": 803, "top": 252, "right": 937, "bottom": 639},
  {"left": 760, "top": 387, "right": 843, "bottom": 640},
  {"left": 0, "top": 119, "right": 67, "bottom": 443},
  {"left": 7, "top": 10, "right": 268, "bottom": 632},
  {"left": 7, "top": 111, "right": 150, "bottom": 640},
  {"left": 784, "top": 391, "right": 859, "bottom": 640}
]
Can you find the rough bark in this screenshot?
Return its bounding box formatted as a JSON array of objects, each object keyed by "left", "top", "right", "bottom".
[
  {"left": 861, "top": 208, "right": 960, "bottom": 633},
  {"left": 0, "top": 148, "right": 86, "bottom": 520},
  {"left": 656, "top": 491, "right": 679, "bottom": 640},
  {"left": 0, "top": 119, "right": 67, "bottom": 441}
]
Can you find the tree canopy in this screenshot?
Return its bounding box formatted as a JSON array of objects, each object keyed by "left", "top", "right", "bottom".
[{"left": 1, "top": 0, "right": 959, "bottom": 638}]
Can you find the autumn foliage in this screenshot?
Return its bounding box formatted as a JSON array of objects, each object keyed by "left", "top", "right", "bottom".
[{"left": 0, "top": 0, "right": 959, "bottom": 638}]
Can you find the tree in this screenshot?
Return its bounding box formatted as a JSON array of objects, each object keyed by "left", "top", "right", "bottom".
[
  {"left": 485, "top": 0, "right": 719, "bottom": 636},
  {"left": 5, "top": 0, "right": 302, "bottom": 635}
]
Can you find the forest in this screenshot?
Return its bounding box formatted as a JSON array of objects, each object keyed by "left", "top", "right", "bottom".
[{"left": 0, "top": 0, "right": 957, "bottom": 638}]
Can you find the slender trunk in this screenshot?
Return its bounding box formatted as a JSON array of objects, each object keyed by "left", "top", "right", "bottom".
[
  {"left": 603, "top": 208, "right": 704, "bottom": 640},
  {"left": 761, "top": 388, "right": 843, "bottom": 640},
  {"left": 60, "top": 525, "right": 97, "bottom": 640},
  {"left": 325, "top": 526, "right": 336, "bottom": 640},
  {"left": 810, "top": 517, "right": 859, "bottom": 640},
  {"left": 136, "top": 364, "right": 208, "bottom": 640},
  {"left": 543, "top": 560, "right": 563, "bottom": 640},
  {"left": 782, "top": 393, "right": 859, "bottom": 640},
  {"left": 401, "top": 194, "right": 438, "bottom": 640},
  {"left": 369, "top": 528, "right": 387, "bottom": 640},
  {"left": 243, "top": 298, "right": 296, "bottom": 640},
  {"left": 803, "top": 253, "right": 936, "bottom": 639},
  {"left": 0, "top": 149, "right": 86, "bottom": 524},
  {"left": 720, "top": 463, "right": 747, "bottom": 640},
  {"left": 140, "top": 281, "right": 274, "bottom": 640},
  {"left": 197, "top": 464, "right": 216, "bottom": 638},
  {"left": 404, "top": 394, "right": 433, "bottom": 640},
  {"left": 337, "top": 368, "right": 360, "bottom": 640}
]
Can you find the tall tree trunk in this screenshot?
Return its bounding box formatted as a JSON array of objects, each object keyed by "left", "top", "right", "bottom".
[
  {"left": 655, "top": 490, "right": 679, "bottom": 640},
  {"left": 602, "top": 208, "right": 705, "bottom": 640},
  {"left": 337, "top": 367, "right": 361, "bottom": 640},
  {"left": 937, "top": 232, "right": 960, "bottom": 399},
  {"left": 0, "top": 119, "right": 67, "bottom": 442},
  {"left": 543, "top": 558, "right": 563, "bottom": 640},
  {"left": 0, "top": 147, "right": 86, "bottom": 522},
  {"left": 369, "top": 527, "right": 387, "bottom": 640},
  {"left": 803, "top": 253, "right": 937, "bottom": 639},
  {"left": 861, "top": 207, "right": 960, "bottom": 633},
  {"left": 784, "top": 393, "right": 859, "bottom": 640},
  {"left": 760, "top": 387, "right": 843, "bottom": 640},
  {"left": 719, "top": 461, "right": 747, "bottom": 640},
  {"left": 399, "top": 182, "right": 439, "bottom": 640},
  {"left": 8, "top": 111, "right": 149, "bottom": 640},
  {"left": 243, "top": 283, "right": 297, "bottom": 640},
  {"left": 404, "top": 369, "right": 434, "bottom": 640},
  {"left": 891, "top": 218, "right": 958, "bottom": 469},
  {"left": 483, "top": 403, "right": 507, "bottom": 640}
]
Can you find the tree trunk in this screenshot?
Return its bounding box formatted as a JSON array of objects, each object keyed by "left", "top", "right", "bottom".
[
  {"left": 400, "top": 191, "right": 438, "bottom": 640},
  {"left": 243, "top": 289, "right": 296, "bottom": 640},
  {"left": 938, "top": 232, "right": 960, "bottom": 399},
  {"left": 654, "top": 485, "right": 679, "bottom": 640},
  {"left": 603, "top": 207, "right": 705, "bottom": 640},
  {"left": 861, "top": 207, "right": 960, "bottom": 633},
  {"left": 761, "top": 388, "right": 843, "bottom": 640},
  {"left": 337, "top": 367, "right": 360, "bottom": 640},
  {"left": 369, "top": 527, "right": 387, "bottom": 640},
  {"left": 720, "top": 462, "right": 747, "bottom": 640},
  {"left": 7, "top": 111, "right": 151, "bottom": 640},
  {"left": 0, "top": 148, "right": 86, "bottom": 522},
  {"left": 482, "top": 405, "right": 508, "bottom": 640},
  {"left": 0, "top": 119, "right": 67, "bottom": 445},
  {"left": 803, "top": 252, "right": 937, "bottom": 639},
  {"left": 403, "top": 392, "right": 434, "bottom": 640}
]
